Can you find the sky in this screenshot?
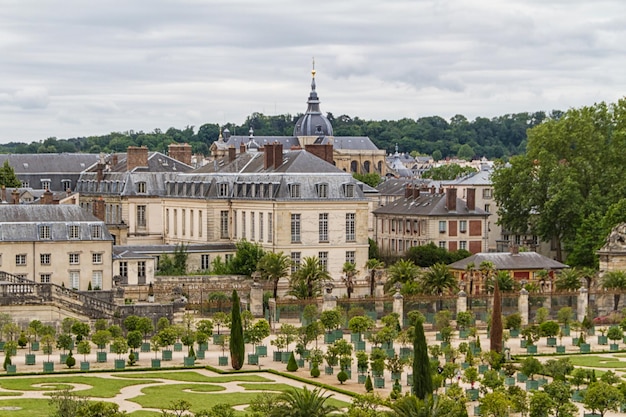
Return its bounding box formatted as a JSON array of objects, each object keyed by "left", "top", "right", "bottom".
[{"left": 1, "top": 0, "right": 625, "bottom": 144}]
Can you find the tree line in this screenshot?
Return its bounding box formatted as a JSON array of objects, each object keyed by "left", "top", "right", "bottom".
[{"left": 0, "top": 110, "right": 557, "bottom": 160}]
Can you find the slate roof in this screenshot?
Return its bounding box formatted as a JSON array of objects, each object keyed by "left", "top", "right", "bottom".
[
  {"left": 448, "top": 252, "right": 568, "bottom": 271},
  {"left": 0, "top": 153, "right": 99, "bottom": 173},
  {"left": 213, "top": 136, "right": 300, "bottom": 151},
  {"left": 102, "top": 151, "right": 193, "bottom": 173},
  {"left": 114, "top": 243, "right": 236, "bottom": 258},
  {"left": 376, "top": 179, "right": 434, "bottom": 197},
  {"left": 373, "top": 192, "right": 488, "bottom": 217},
  {"left": 332, "top": 137, "right": 379, "bottom": 151},
  {"left": 444, "top": 167, "right": 493, "bottom": 186}
]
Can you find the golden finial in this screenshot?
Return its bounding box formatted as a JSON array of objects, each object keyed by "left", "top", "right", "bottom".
[{"left": 311, "top": 57, "right": 316, "bottom": 78}]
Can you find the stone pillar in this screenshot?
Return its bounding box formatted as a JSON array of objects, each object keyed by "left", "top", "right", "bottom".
[
  {"left": 250, "top": 281, "right": 263, "bottom": 317},
  {"left": 374, "top": 281, "right": 385, "bottom": 318},
  {"left": 457, "top": 290, "right": 467, "bottom": 314},
  {"left": 268, "top": 298, "right": 277, "bottom": 331},
  {"left": 519, "top": 288, "right": 529, "bottom": 326},
  {"left": 578, "top": 287, "right": 588, "bottom": 321},
  {"left": 322, "top": 283, "right": 337, "bottom": 312},
  {"left": 393, "top": 293, "right": 404, "bottom": 323}
]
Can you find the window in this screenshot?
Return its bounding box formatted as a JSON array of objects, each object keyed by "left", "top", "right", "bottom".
[
  {"left": 460, "top": 220, "right": 467, "bottom": 233},
  {"left": 201, "top": 254, "right": 210, "bottom": 270},
  {"left": 137, "top": 182, "right": 146, "bottom": 193},
  {"left": 165, "top": 209, "right": 170, "bottom": 234},
  {"left": 16, "top": 254, "right": 26, "bottom": 266},
  {"left": 459, "top": 241, "right": 467, "bottom": 250},
  {"left": 182, "top": 209, "right": 186, "bottom": 236},
  {"left": 190, "top": 210, "right": 194, "bottom": 237},
  {"left": 119, "top": 261, "right": 128, "bottom": 277},
  {"left": 268, "top": 213, "right": 273, "bottom": 243},
  {"left": 291, "top": 214, "right": 301, "bottom": 243},
  {"left": 439, "top": 221, "right": 447, "bottom": 233},
  {"left": 346, "top": 251, "right": 355, "bottom": 265},
  {"left": 69, "top": 253, "right": 80, "bottom": 264},
  {"left": 39, "top": 225, "right": 51, "bottom": 239},
  {"left": 233, "top": 210, "right": 237, "bottom": 237},
  {"left": 91, "top": 225, "right": 102, "bottom": 239},
  {"left": 21, "top": 180, "right": 29, "bottom": 188},
  {"left": 344, "top": 184, "right": 355, "bottom": 197},
  {"left": 484, "top": 204, "right": 491, "bottom": 213},
  {"left": 439, "top": 241, "right": 446, "bottom": 249},
  {"left": 40, "top": 274, "right": 51, "bottom": 283},
  {"left": 225, "top": 254, "right": 233, "bottom": 263},
  {"left": 250, "top": 212, "right": 255, "bottom": 240},
  {"left": 173, "top": 209, "right": 178, "bottom": 235},
  {"left": 92, "top": 271, "right": 103, "bottom": 290},
  {"left": 290, "top": 252, "right": 301, "bottom": 273},
  {"left": 319, "top": 251, "right": 328, "bottom": 271},
  {"left": 259, "top": 213, "right": 264, "bottom": 241},
  {"left": 319, "top": 213, "right": 328, "bottom": 242},
  {"left": 316, "top": 183, "right": 328, "bottom": 198},
  {"left": 199, "top": 211, "right": 203, "bottom": 237},
  {"left": 92, "top": 253, "right": 103, "bottom": 264},
  {"left": 40, "top": 253, "right": 51, "bottom": 265},
  {"left": 346, "top": 213, "right": 356, "bottom": 241},
  {"left": 220, "top": 211, "right": 229, "bottom": 239},
  {"left": 218, "top": 183, "right": 229, "bottom": 197},
  {"left": 241, "top": 211, "right": 246, "bottom": 239},
  {"left": 69, "top": 271, "right": 79, "bottom": 290},
  {"left": 138, "top": 261, "right": 146, "bottom": 284},
  {"left": 62, "top": 180, "right": 72, "bottom": 191},
  {"left": 41, "top": 180, "right": 50, "bottom": 190},
  {"left": 289, "top": 183, "right": 301, "bottom": 198},
  {"left": 483, "top": 188, "right": 493, "bottom": 199},
  {"left": 136, "top": 205, "right": 146, "bottom": 228}
]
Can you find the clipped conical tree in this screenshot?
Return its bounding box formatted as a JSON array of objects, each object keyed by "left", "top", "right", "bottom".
[
  {"left": 490, "top": 280, "right": 503, "bottom": 353},
  {"left": 412, "top": 318, "right": 433, "bottom": 399},
  {"left": 287, "top": 351, "right": 298, "bottom": 372},
  {"left": 365, "top": 374, "right": 373, "bottom": 392},
  {"left": 229, "top": 290, "right": 245, "bottom": 370}
]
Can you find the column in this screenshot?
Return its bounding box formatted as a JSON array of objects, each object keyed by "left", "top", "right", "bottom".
[
  {"left": 393, "top": 292, "right": 404, "bottom": 324},
  {"left": 249, "top": 281, "right": 263, "bottom": 317},
  {"left": 519, "top": 288, "right": 529, "bottom": 326},
  {"left": 578, "top": 287, "right": 588, "bottom": 322},
  {"left": 374, "top": 281, "right": 385, "bottom": 318},
  {"left": 457, "top": 290, "right": 467, "bottom": 314}
]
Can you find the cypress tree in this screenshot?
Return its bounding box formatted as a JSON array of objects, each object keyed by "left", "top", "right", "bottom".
[
  {"left": 490, "top": 280, "right": 503, "bottom": 353},
  {"left": 365, "top": 374, "right": 374, "bottom": 392},
  {"left": 286, "top": 351, "right": 298, "bottom": 371},
  {"left": 412, "top": 319, "right": 433, "bottom": 399},
  {"left": 229, "top": 290, "right": 245, "bottom": 370}
]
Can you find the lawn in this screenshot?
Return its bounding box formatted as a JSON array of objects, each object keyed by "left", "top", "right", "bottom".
[
  {"left": 0, "top": 375, "right": 157, "bottom": 398},
  {"left": 0, "top": 399, "right": 52, "bottom": 417},
  {"left": 238, "top": 382, "right": 298, "bottom": 392},
  {"left": 561, "top": 355, "right": 626, "bottom": 369},
  {"left": 120, "top": 371, "right": 270, "bottom": 383}
]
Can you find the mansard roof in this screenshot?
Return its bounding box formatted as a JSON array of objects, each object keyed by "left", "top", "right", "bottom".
[
  {"left": 0, "top": 153, "right": 99, "bottom": 174},
  {"left": 373, "top": 192, "right": 489, "bottom": 217},
  {"left": 448, "top": 252, "right": 568, "bottom": 271}
]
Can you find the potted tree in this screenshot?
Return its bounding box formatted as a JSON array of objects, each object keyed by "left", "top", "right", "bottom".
[
  {"left": 3, "top": 340, "right": 17, "bottom": 374},
  {"left": 28, "top": 320, "right": 43, "bottom": 351},
  {"left": 212, "top": 312, "right": 230, "bottom": 345},
  {"left": 270, "top": 334, "right": 286, "bottom": 362},
  {"left": 111, "top": 337, "right": 128, "bottom": 370},
  {"left": 157, "top": 327, "right": 177, "bottom": 361},
  {"left": 126, "top": 330, "right": 143, "bottom": 365},
  {"left": 457, "top": 311, "right": 474, "bottom": 339},
  {"left": 137, "top": 317, "right": 154, "bottom": 353},
  {"left": 539, "top": 320, "right": 560, "bottom": 347},
  {"left": 195, "top": 331, "right": 208, "bottom": 360},
  {"left": 151, "top": 336, "right": 162, "bottom": 369},
  {"left": 42, "top": 334, "right": 55, "bottom": 373},
  {"left": 557, "top": 307, "right": 573, "bottom": 336},
  {"left": 216, "top": 335, "right": 229, "bottom": 366},
  {"left": 92, "top": 330, "right": 111, "bottom": 363},
  {"left": 520, "top": 356, "right": 543, "bottom": 390},
  {"left": 521, "top": 325, "right": 539, "bottom": 354},
  {"left": 348, "top": 315, "right": 374, "bottom": 351},
  {"left": 24, "top": 330, "right": 36, "bottom": 365},
  {"left": 324, "top": 345, "right": 338, "bottom": 375},
  {"left": 463, "top": 366, "right": 480, "bottom": 400},
  {"left": 77, "top": 339, "right": 91, "bottom": 371},
  {"left": 607, "top": 326, "right": 623, "bottom": 351},
  {"left": 356, "top": 351, "right": 369, "bottom": 383},
  {"left": 386, "top": 353, "right": 405, "bottom": 382},
  {"left": 320, "top": 309, "right": 343, "bottom": 344},
  {"left": 195, "top": 319, "right": 213, "bottom": 353},
  {"left": 556, "top": 329, "right": 567, "bottom": 353},
  {"left": 56, "top": 333, "right": 73, "bottom": 365},
  {"left": 597, "top": 327, "right": 608, "bottom": 345},
  {"left": 370, "top": 347, "right": 386, "bottom": 388},
  {"left": 505, "top": 313, "right": 522, "bottom": 338},
  {"left": 245, "top": 319, "right": 270, "bottom": 366},
  {"left": 279, "top": 323, "right": 298, "bottom": 363}
]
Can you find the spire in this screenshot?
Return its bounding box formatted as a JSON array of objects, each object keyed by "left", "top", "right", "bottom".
[
  {"left": 218, "top": 124, "right": 224, "bottom": 143},
  {"left": 306, "top": 57, "right": 321, "bottom": 114}
]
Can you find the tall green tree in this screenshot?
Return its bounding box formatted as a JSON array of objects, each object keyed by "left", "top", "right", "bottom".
[
  {"left": 287, "top": 256, "right": 331, "bottom": 299},
  {"left": 583, "top": 381, "right": 622, "bottom": 417},
  {"left": 412, "top": 318, "right": 433, "bottom": 400},
  {"left": 602, "top": 270, "right": 626, "bottom": 311},
  {"left": 0, "top": 161, "right": 20, "bottom": 188},
  {"left": 257, "top": 251, "right": 290, "bottom": 299},
  {"left": 229, "top": 240, "right": 266, "bottom": 276},
  {"left": 229, "top": 290, "right": 244, "bottom": 370},
  {"left": 490, "top": 280, "right": 503, "bottom": 353},
  {"left": 269, "top": 387, "right": 337, "bottom": 417}
]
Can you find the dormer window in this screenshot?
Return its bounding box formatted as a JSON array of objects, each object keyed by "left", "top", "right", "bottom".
[
  {"left": 39, "top": 225, "right": 51, "bottom": 239},
  {"left": 343, "top": 184, "right": 355, "bottom": 198},
  {"left": 91, "top": 225, "right": 102, "bottom": 239},
  {"left": 137, "top": 182, "right": 146, "bottom": 194},
  {"left": 289, "top": 183, "right": 301, "bottom": 198},
  {"left": 316, "top": 183, "right": 328, "bottom": 198},
  {"left": 218, "top": 183, "right": 229, "bottom": 197}
]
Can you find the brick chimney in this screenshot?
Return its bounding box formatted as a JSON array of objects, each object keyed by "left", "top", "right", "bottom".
[
  {"left": 93, "top": 198, "right": 105, "bottom": 221},
  {"left": 304, "top": 143, "right": 334, "bottom": 165},
  {"left": 96, "top": 162, "right": 104, "bottom": 182},
  {"left": 413, "top": 185, "right": 420, "bottom": 199},
  {"left": 168, "top": 143, "right": 192, "bottom": 166},
  {"left": 404, "top": 184, "right": 412, "bottom": 198},
  {"left": 273, "top": 143, "right": 283, "bottom": 169},
  {"left": 264, "top": 143, "right": 275, "bottom": 169},
  {"left": 239, "top": 142, "right": 246, "bottom": 154},
  {"left": 228, "top": 146, "right": 236, "bottom": 162},
  {"left": 466, "top": 188, "right": 476, "bottom": 211},
  {"left": 111, "top": 154, "right": 119, "bottom": 166},
  {"left": 446, "top": 188, "right": 457, "bottom": 212},
  {"left": 510, "top": 244, "right": 519, "bottom": 255},
  {"left": 11, "top": 189, "right": 19, "bottom": 204},
  {"left": 40, "top": 189, "right": 54, "bottom": 205},
  {"left": 126, "top": 146, "right": 149, "bottom": 171}
]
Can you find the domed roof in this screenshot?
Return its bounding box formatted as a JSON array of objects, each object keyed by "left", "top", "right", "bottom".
[{"left": 293, "top": 65, "right": 333, "bottom": 137}]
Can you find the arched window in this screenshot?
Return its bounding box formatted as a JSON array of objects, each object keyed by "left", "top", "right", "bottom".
[
  {"left": 350, "top": 160, "right": 358, "bottom": 173},
  {"left": 364, "top": 161, "right": 371, "bottom": 173},
  {"left": 377, "top": 161, "right": 383, "bottom": 173}
]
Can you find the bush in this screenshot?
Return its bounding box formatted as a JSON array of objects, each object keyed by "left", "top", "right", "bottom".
[
  {"left": 539, "top": 320, "right": 560, "bottom": 337},
  {"left": 310, "top": 363, "right": 320, "bottom": 378},
  {"left": 505, "top": 313, "right": 522, "bottom": 330},
  {"left": 286, "top": 352, "right": 298, "bottom": 372},
  {"left": 365, "top": 375, "right": 373, "bottom": 392},
  {"left": 65, "top": 352, "right": 76, "bottom": 369},
  {"left": 127, "top": 351, "right": 136, "bottom": 366},
  {"left": 337, "top": 370, "right": 348, "bottom": 384}
]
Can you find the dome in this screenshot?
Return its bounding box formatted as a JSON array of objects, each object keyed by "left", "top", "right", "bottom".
[{"left": 293, "top": 67, "right": 333, "bottom": 137}]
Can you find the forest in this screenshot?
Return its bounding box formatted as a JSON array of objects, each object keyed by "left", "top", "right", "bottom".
[{"left": 0, "top": 110, "right": 559, "bottom": 160}]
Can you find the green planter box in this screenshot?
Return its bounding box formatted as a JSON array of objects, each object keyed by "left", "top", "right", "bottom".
[
  {"left": 466, "top": 388, "right": 479, "bottom": 401},
  {"left": 587, "top": 327, "right": 595, "bottom": 336},
  {"left": 151, "top": 359, "right": 161, "bottom": 369},
  {"left": 556, "top": 345, "right": 566, "bottom": 353},
  {"left": 354, "top": 341, "right": 366, "bottom": 352},
  {"left": 350, "top": 333, "right": 361, "bottom": 343},
  {"left": 213, "top": 334, "right": 224, "bottom": 344},
  {"left": 597, "top": 336, "right": 608, "bottom": 345},
  {"left": 509, "top": 329, "right": 520, "bottom": 338},
  {"left": 505, "top": 376, "right": 516, "bottom": 386},
  {"left": 31, "top": 341, "right": 40, "bottom": 351},
  {"left": 623, "top": 336, "right": 626, "bottom": 344},
  {"left": 572, "top": 338, "right": 580, "bottom": 346},
  {"left": 174, "top": 343, "right": 183, "bottom": 352},
  {"left": 474, "top": 406, "right": 481, "bottom": 416},
  {"left": 199, "top": 342, "right": 208, "bottom": 352},
  {"left": 218, "top": 356, "right": 228, "bottom": 366},
  {"left": 527, "top": 345, "right": 537, "bottom": 354},
  {"left": 461, "top": 362, "right": 470, "bottom": 370},
  {"left": 386, "top": 348, "right": 395, "bottom": 358},
  {"left": 358, "top": 374, "right": 367, "bottom": 384},
  {"left": 114, "top": 359, "right": 125, "bottom": 370},
  {"left": 580, "top": 343, "right": 591, "bottom": 353},
  {"left": 184, "top": 356, "right": 195, "bottom": 367},
  {"left": 334, "top": 329, "right": 344, "bottom": 340},
  {"left": 97, "top": 352, "right": 107, "bottom": 363},
  {"left": 80, "top": 361, "right": 90, "bottom": 371},
  {"left": 297, "top": 358, "right": 305, "bottom": 368},
  {"left": 440, "top": 342, "right": 449, "bottom": 349},
  {"left": 43, "top": 361, "right": 54, "bottom": 373},
  {"left": 0, "top": 341, "right": 5, "bottom": 351},
  {"left": 301, "top": 350, "right": 310, "bottom": 359},
  {"left": 459, "top": 330, "right": 469, "bottom": 339},
  {"left": 6, "top": 364, "right": 16, "bottom": 374},
  {"left": 59, "top": 354, "right": 68, "bottom": 364},
  {"left": 162, "top": 350, "right": 173, "bottom": 361},
  {"left": 400, "top": 347, "right": 413, "bottom": 359},
  {"left": 141, "top": 342, "right": 151, "bottom": 352},
  {"left": 546, "top": 337, "right": 557, "bottom": 346},
  {"left": 25, "top": 354, "right": 36, "bottom": 365},
  {"left": 248, "top": 354, "right": 259, "bottom": 365},
  {"left": 324, "top": 333, "right": 335, "bottom": 344},
  {"left": 435, "top": 332, "right": 442, "bottom": 341},
  {"left": 391, "top": 372, "right": 401, "bottom": 381},
  {"left": 196, "top": 350, "right": 205, "bottom": 360},
  {"left": 255, "top": 345, "right": 267, "bottom": 357},
  {"left": 374, "top": 377, "right": 385, "bottom": 388},
  {"left": 273, "top": 351, "right": 282, "bottom": 362},
  {"left": 516, "top": 373, "right": 528, "bottom": 383},
  {"left": 478, "top": 364, "right": 489, "bottom": 374},
  {"left": 325, "top": 366, "right": 334, "bottom": 375},
  {"left": 281, "top": 352, "right": 291, "bottom": 363},
  {"left": 526, "top": 380, "right": 539, "bottom": 391},
  {"left": 537, "top": 377, "right": 548, "bottom": 387},
  {"left": 572, "top": 390, "right": 584, "bottom": 402},
  {"left": 561, "top": 326, "right": 570, "bottom": 336},
  {"left": 610, "top": 343, "right": 619, "bottom": 351},
  {"left": 344, "top": 369, "right": 352, "bottom": 379},
  {"left": 131, "top": 351, "right": 139, "bottom": 361},
  {"left": 520, "top": 339, "right": 527, "bottom": 348}
]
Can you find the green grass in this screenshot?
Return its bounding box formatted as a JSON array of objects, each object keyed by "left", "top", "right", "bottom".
[
  {"left": 120, "top": 371, "right": 270, "bottom": 383},
  {"left": 0, "top": 398, "right": 51, "bottom": 417},
  {"left": 239, "top": 382, "right": 297, "bottom": 392},
  {"left": 129, "top": 386, "right": 254, "bottom": 412},
  {"left": 128, "top": 411, "right": 161, "bottom": 417},
  {"left": 0, "top": 376, "right": 157, "bottom": 398},
  {"left": 563, "top": 355, "right": 626, "bottom": 368}
]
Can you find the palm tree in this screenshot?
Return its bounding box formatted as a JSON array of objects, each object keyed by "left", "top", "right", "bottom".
[
  {"left": 342, "top": 262, "right": 357, "bottom": 299},
  {"left": 555, "top": 268, "right": 582, "bottom": 307},
  {"left": 386, "top": 259, "right": 420, "bottom": 293},
  {"left": 366, "top": 258, "right": 385, "bottom": 296},
  {"left": 257, "top": 251, "right": 291, "bottom": 299},
  {"left": 602, "top": 270, "right": 626, "bottom": 311},
  {"left": 421, "top": 263, "right": 458, "bottom": 311},
  {"left": 389, "top": 394, "right": 438, "bottom": 417},
  {"left": 485, "top": 270, "right": 517, "bottom": 293},
  {"left": 269, "top": 386, "right": 338, "bottom": 417},
  {"left": 287, "top": 257, "right": 331, "bottom": 300}
]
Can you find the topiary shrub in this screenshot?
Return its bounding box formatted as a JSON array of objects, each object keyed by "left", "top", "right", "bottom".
[
  {"left": 3, "top": 355, "right": 11, "bottom": 371},
  {"left": 337, "top": 370, "right": 348, "bottom": 384},
  {"left": 365, "top": 375, "right": 373, "bottom": 392},
  {"left": 310, "top": 362, "right": 320, "bottom": 378},
  {"left": 286, "top": 351, "right": 298, "bottom": 372},
  {"left": 65, "top": 352, "right": 76, "bottom": 369},
  {"left": 127, "top": 351, "right": 136, "bottom": 366}
]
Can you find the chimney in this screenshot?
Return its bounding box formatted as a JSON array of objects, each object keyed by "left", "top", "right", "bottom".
[
  {"left": 510, "top": 245, "right": 519, "bottom": 255},
  {"left": 168, "top": 143, "right": 192, "bottom": 166},
  {"left": 228, "top": 146, "right": 236, "bottom": 162},
  {"left": 304, "top": 143, "right": 334, "bottom": 165},
  {"left": 446, "top": 188, "right": 457, "bottom": 212},
  {"left": 11, "top": 189, "right": 19, "bottom": 204},
  {"left": 274, "top": 143, "right": 283, "bottom": 169},
  {"left": 111, "top": 154, "right": 118, "bottom": 166},
  {"left": 413, "top": 185, "right": 420, "bottom": 199},
  {"left": 264, "top": 143, "right": 275, "bottom": 169},
  {"left": 430, "top": 186, "right": 435, "bottom": 194},
  {"left": 93, "top": 198, "right": 105, "bottom": 221},
  {"left": 239, "top": 142, "right": 246, "bottom": 154},
  {"left": 404, "top": 184, "right": 412, "bottom": 199},
  {"left": 96, "top": 163, "right": 104, "bottom": 182},
  {"left": 466, "top": 188, "right": 476, "bottom": 211},
  {"left": 126, "top": 146, "right": 149, "bottom": 171},
  {"left": 40, "top": 189, "right": 54, "bottom": 205}
]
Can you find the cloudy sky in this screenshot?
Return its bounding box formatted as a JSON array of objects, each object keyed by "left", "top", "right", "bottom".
[{"left": 1, "top": 0, "right": 625, "bottom": 144}]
